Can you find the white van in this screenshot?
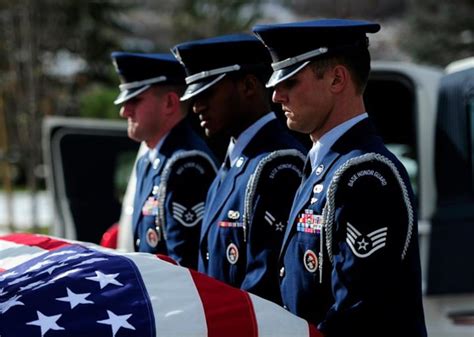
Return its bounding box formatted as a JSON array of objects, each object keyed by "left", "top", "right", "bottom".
[{"left": 43, "top": 59, "right": 474, "bottom": 336}]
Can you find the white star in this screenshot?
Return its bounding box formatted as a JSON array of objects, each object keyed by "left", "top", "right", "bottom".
[
  {"left": 97, "top": 310, "right": 136, "bottom": 337},
  {"left": 86, "top": 271, "right": 123, "bottom": 289},
  {"left": 357, "top": 238, "right": 369, "bottom": 250},
  {"left": 26, "top": 260, "right": 54, "bottom": 273},
  {"left": 275, "top": 222, "right": 285, "bottom": 231},
  {"left": 56, "top": 287, "right": 93, "bottom": 309},
  {"left": 0, "top": 287, "right": 7, "bottom": 296},
  {"left": 8, "top": 274, "right": 31, "bottom": 285},
  {"left": 20, "top": 280, "right": 45, "bottom": 291},
  {"left": 184, "top": 212, "right": 195, "bottom": 221},
  {"left": 27, "top": 311, "right": 64, "bottom": 337},
  {"left": 0, "top": 294, "right": 24, "bottom": 314},
  {"left": 0, "top": 271, "right": 18, "bottom": 281}
]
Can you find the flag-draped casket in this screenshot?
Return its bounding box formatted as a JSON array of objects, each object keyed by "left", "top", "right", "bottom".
[{"left": 0, "top": 233, "right": 320, "bottom": 337}]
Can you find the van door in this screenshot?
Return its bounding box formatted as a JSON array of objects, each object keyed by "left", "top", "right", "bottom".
[{"left": 42, "top": 116, "right": 139, "bottom": 244}]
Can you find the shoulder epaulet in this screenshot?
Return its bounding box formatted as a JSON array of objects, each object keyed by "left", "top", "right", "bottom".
[
  {"left": 156, "top": 150, "right": 218, "bottom": 233},
  {"left": 243, "top": 149, "right": 305, "bottom": 229},
  {"left": 322, "top": 153, "right": 414, "bottom": 264}
]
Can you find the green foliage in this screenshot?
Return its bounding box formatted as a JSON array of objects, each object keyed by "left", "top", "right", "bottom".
[
  {"left": 79, "top": 85, "right": 121, "bottom": 120},
  {"left": 401, "top": 0, "right": 474, "bottom": 66},
  {"left": 172, "top": 0, "right": 264, "bottom": 41}
]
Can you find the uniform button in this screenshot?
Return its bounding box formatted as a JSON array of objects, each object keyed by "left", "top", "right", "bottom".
[
  {"left": 279, "top": 266, "right": 285, "bottom": 277},
  {"left": 206, "top": 252, "right": 210, "bottom": 260},
  {"left": 135, "top": 238, "right": 140, "bottom": 246},
  {"left": 283, "top": 305, "right": 288, "bottom": 310}
]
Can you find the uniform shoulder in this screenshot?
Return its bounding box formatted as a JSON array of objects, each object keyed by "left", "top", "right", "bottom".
[{"left": 163, "top": 150, "right": 218, "bottom": 179}]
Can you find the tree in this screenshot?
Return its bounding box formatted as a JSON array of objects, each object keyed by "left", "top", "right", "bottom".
[
  {"left": 0, "top": 0, "right": 133, "bottom": 231},
  {"left": 400, "top": 0, "right": 473, "bottom": 66}
]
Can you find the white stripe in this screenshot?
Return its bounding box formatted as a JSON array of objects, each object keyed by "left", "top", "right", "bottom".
[
  {"left": 367, "top": 227, "right": 387, "bottom": 237},
  {"left": 370, "top": 232, "right": 387, "bottom": 241},
  {"left": 185, "top": 64, "right": 240, "bottom": 84},
  {"left": 130, "top": 252, "right": 208, "bottom": 337},
  {"left": 347, "top": 222, "right": 362, "bottom": 236},
  {"left": 173, "top": 202, "right": 187, "bottom": 211},
  {"left": 264, "top": 216, "right": 273, "bottom": 225},
  {"left": 250, "top": 293, "right": 309, "bottom": 337},
  {"left": 173, "top": 209, "right": 185, "bottom": 216},
  {"left": 271, "top": 47, "right": 328, "bottom": 70},
  {"left": 192, "top": 202, "right": 205, "bottom": 212},
  {"left": 264, "top": 211, "right": 275, "bottom": 221},
  {"left": 0, "top": 240, "right": 48, "bottom": 270},
  {"left": 346, "top": 234, "right": 356, "bottom": 244},
  {"left": 372, "top": 238, "right": 386, "bottom": 246},
  {"left": 119, "top": 76, "right": 167, "bottom": 91},
  {"left": 346, "top": 227, "right": 358, "bottom": 239}
]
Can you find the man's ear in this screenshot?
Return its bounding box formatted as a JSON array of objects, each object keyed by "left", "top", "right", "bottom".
[
  {"left": 240, "top": 74, "right": 258, "bottom": 96},
  {"left": 329, "top": 65, "right": 348, "bottom": 94},
  {"left": 165, "top": 91, "right": 181, "bottom": 113}
]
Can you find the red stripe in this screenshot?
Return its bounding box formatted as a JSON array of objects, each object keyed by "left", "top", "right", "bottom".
[
  {"left": 0, "top": 233, "right": 71, "bottom": 251},
  {"left": 308, "top": 324, "right": 324, "bottom": 337},
  {"left": 190, "top": 269, "right": 258, "bottom": 337}
]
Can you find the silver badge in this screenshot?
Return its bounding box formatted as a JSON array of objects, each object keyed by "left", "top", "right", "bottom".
[
  {"left": 226, "top": 243, "right": 239, "bottom": 264},
  {"left": 313, "top": 184, "right": 324, "bottom": 193},
  {"left": 236, "top": 157, "right": 245, "bottom": 167},
  {"left": 315, "top": 164, "right": 324, "bottom": 175},
  {"left": 145, "top": 227, "right": 160, "bottom": 248},
  {"left": 303, "top": 249, "right": 318, "bottom": 273},
  {"left": 228, "top": 210, "right": 240, "bottom": 220},
  {"left": 152, "top": 158, "right": 161, "bottom": 170}
]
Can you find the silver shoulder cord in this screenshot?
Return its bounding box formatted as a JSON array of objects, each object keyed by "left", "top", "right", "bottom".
[
  {"left": 243, "top": 149, "right": 305, "bottom": 243},
  {"left": 321, "top": 152, "right": 414, "bottom": 283}
]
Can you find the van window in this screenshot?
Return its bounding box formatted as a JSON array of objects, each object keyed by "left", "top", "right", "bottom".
[{"left": 364, "top": 73, "right": 418, "bottom": 196}]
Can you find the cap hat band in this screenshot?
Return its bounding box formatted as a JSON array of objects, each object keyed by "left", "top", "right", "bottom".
[
  {"left": 185, "top": 64, "right": 241, "bottom": 84},
  {"left": 119, "top": 75, "right": 168, "bottom": 91},
  {"left": 271, "top": 47, "right": 328, "bottom": 71}
]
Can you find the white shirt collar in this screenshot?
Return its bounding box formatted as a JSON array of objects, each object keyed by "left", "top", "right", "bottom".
[
  {"left": 228, "top": 112, "right": 276, "bottom": 166},
  {"left": 310, "top": 113, "right": 368, "bottom": 170}
]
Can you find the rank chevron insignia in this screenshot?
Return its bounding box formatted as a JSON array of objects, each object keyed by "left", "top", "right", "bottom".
[
  {"left": 346, "top": 222, "right": 388, "bottom": 258},
  {"left": 172, "top": 202, "right": 205, "bottom": 227}
]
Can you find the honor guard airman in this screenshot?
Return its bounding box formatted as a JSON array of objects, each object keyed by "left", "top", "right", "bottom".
[
  {"left": 254, "top": 19, "right": 427, "bottom": 336},
  {"left": 112, "top": 52, "right": 218, "bottom": 269},
  {"left": 172, "top": 34, "right": 308, "bottom": 304}
]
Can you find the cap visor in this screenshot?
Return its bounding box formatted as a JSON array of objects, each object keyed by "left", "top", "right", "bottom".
[
  {"left": 180, "top": 74, "right": 227, "bottom": 101},
  {"left": 266, "top": 61, "right": 311, "bottom": 88},
  {"left": 113, "top": 85, "right": 150, "bottom": 105}
]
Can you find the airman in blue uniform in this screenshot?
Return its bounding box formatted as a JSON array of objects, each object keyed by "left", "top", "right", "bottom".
[
  {"left": 253, "top": 19, "right": 427, "bottom": 336},
  {"left": 112, "top": 52, "right": 218, "bottom": 269},
  {"left": 172, "top": 34, "right": 308, "bottom": 304}
]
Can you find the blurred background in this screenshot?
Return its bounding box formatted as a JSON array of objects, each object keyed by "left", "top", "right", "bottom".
[{"left": 0, "top": 0, "right": 472, "bottom": 233}]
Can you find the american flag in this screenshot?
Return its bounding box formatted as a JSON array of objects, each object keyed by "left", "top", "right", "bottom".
[{"left": 0, "top": 233, "right": 320, "bottom": 337}]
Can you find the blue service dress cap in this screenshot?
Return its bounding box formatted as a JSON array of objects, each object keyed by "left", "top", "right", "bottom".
[
  {"left": 171, "top": 33, "right": 272, "bottom": 101},
  {"left": 111, "top": 52, "right": 185, "bottom": 105},
  {"left": 252, "top": 19, "right": 380, "bottom": 87}
]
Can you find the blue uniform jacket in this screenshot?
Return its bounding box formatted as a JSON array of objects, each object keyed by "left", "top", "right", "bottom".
[
  {"left": 198, "top": 118, "right": 307, "bottom": 304},
  {"left": 132, "top": 118, "right": 218, "bottom": 269},
  {"left": 279, "top": 118, "right": 427, "bottom": 337}
]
